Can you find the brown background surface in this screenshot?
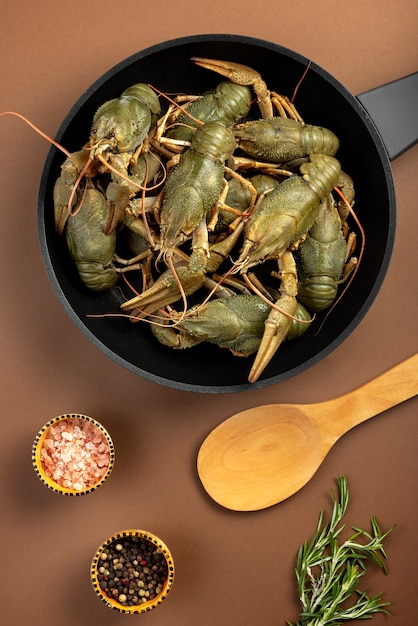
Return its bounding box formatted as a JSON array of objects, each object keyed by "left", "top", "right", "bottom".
[{"left": 1, "top": 1, "right": 417, "bottom": 624}]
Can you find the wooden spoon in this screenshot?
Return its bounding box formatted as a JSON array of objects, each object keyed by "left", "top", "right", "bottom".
[{"left": 197, "top": 353, "right": 418, "bottom": 511}]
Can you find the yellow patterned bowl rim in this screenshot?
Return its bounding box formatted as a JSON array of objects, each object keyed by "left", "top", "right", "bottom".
[
  {"left": 32, "top": 413, "right": 115, "bottom": 495},
  {"left": 90, "top": 529, "right": 175, "bottom": 613}
]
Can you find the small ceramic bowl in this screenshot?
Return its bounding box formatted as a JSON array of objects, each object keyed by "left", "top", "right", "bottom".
[
  {"left": 32, "top": 413, "right": 115, "bottom": 495},
  {"left": 91, "top": 529, "right": 175, "bottom": 613}
]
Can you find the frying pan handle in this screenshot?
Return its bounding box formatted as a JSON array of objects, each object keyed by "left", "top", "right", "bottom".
[{"left": 357, "top": 71, "right": 418, "bottom": 161}]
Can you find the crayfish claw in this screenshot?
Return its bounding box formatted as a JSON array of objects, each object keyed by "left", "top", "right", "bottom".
[
  {"left": 248, "top": 299, "right": 295, "bottom": 383},
  {"left": 248, "top": 250, "right": 298, "bottom": 382},
  {"left": 53, "top": 177, "right": 73, "bottom": 235},
  {"left": 120, "top": 249, "right": 207, "bottom": 316},
  {"left": 192, "top": 57, "right": 260, "bottom": 84},
  {"left": 104, "top": 181, "right": 131, "bottom": 235}
]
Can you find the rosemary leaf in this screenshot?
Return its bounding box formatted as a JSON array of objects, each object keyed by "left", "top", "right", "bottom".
[{"left": 286, "top": 477, "right": 394, "bottom": 626}]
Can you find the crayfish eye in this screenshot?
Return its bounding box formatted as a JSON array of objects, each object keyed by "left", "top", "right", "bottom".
[
  {"left": 108, "top": 131, "right": 115, "bottom": 138},
  {"left": 91, "top": 129, "right": 97, "bottom": 135}
]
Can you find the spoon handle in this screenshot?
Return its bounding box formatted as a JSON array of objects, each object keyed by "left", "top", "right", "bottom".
[{"left": 314, "top": 353, "right": 418, "bottom": 438}]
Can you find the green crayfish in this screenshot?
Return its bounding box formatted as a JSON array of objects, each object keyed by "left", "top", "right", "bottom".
[
  {"left": 151, "top": 293, "right": 311, "bottom": 356},
  {"left": 235, "top": 153, "right": 342, "bottom": 272},
  {"left": 157, "top": 120, "right": 237, "bottom": 259},
  {"left": 54, "top": 83, "right": 162, "bottom": 237}
]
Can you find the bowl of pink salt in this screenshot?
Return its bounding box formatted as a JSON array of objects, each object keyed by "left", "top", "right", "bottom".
[{"left": 32, "top": 413, "right": 115, "bottom": 495}]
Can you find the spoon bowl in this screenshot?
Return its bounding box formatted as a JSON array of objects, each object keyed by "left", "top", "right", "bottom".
[{"left": 197, "top": 353, "right": 418, "bottom": 510}]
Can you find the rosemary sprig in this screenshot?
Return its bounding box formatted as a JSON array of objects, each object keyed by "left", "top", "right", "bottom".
[{"left": 286, "top": 476, "right": 395, "bottom": 626}]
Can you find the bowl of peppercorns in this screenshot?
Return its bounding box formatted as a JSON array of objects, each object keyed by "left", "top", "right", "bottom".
[
  {"left": 91, "top": 529, "right": 175, "bottom": 613},
  {"left": 32, "top": 413, "right": 115, "bottom": 495}
]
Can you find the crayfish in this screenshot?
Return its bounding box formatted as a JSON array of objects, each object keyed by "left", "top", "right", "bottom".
[{"left": 1, "top": 57, "right": 361, "bottom": 383}]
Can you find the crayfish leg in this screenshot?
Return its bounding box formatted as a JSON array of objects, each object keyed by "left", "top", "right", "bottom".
[
  {"left": 270, "top": 91, "right": 304, "bottom": 122},
  {"left": 340, "top": 256, "right": 358, "bottom": 283}
]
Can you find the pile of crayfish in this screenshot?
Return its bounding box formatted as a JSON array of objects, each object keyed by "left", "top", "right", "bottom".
[{"left": 51, "top": 58, "right": 359, "bottom": 383}]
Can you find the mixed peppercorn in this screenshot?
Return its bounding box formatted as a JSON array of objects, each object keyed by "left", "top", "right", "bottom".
[{"left": 96, "top": 536, "right": 169, "bottom": 607}]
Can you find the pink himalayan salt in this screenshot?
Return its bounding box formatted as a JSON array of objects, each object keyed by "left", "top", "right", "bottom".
[{"left": 40, "top": 419, "right": 110, "bottom": 491}]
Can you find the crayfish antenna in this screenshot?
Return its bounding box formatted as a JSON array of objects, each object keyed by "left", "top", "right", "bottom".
[
  {"left": 0, "top": 111, "right": 72, "bottom": 157},
  {"left": 290, "top": 60, "right": 312, "bottom": 105},
  {"left": 242, "top": 273, "right": 309, "bottom": 324},
  {"left": 148, "top": 84, "right": 205, "bottom": 128}
]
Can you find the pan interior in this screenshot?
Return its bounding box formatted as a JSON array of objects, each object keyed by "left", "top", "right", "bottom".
[{"left": 38, "top": 35, "right": 395, "bottom": 392}]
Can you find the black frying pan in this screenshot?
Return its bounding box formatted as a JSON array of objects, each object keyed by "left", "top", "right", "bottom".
[{"left": 37, "top": 34, "right": 418, "bottom": 393}]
